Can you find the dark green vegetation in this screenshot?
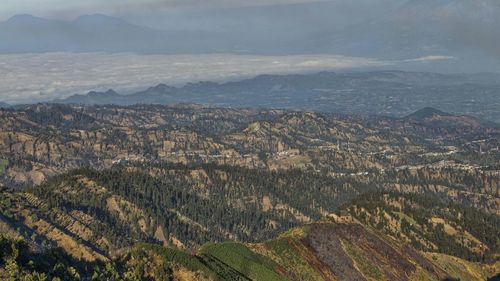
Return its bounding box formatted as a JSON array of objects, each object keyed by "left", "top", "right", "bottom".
[
  {"left": 2, "top": 221, "right": 498, "bottom": 281},
  {"left": 0, "top": 159, "right": 7, "bottom": 173},
  {"left": 1, "top": 160, "right": 498, "bottom": 279},
  {"left": 343, "top": 191, "right": 500, "bottom": 262},
  {"left": 0, "top": 234, "right": 111, "bottom": 281},
  {"left": 199, "top": 243, "right": 286, "bottom": 281},
  {"left": 0, "top": 233, "right": 257, "bottom": 281},
  {"left": 28, "top": 163, "right": 370, "bottom": 249}
]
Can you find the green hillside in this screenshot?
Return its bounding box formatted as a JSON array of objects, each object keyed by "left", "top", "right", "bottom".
[{"left": 1, "top": 215, "right": 498, "bottom": 280}]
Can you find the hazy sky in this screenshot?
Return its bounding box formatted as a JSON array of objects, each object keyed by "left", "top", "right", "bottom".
[{"left": 0, "top": 0, "right": 333, "bottom": 20}]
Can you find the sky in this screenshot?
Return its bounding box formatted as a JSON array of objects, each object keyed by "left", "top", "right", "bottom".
[
  {"left": 0, "top": 0, "right": 335, "bottom": 21},
  {"left": 1, "top": 0, "right": 499, "bottom": 103}
]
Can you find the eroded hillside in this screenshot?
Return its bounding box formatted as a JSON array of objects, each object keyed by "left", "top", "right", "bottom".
[
  {"left": 1, "top": 215, "right": 498, "bottom": 280},
  {"left": 0, "top": 104, "right": 498, "bottom": 212},
  {"left": 0, "top": 104, "right": 498, "bottom": 280}
]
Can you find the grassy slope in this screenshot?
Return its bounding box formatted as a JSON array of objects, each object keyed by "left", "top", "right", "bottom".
[
  {"left": 2, "top": 211, "right": 498, "bottom": 281},
  {"left": 343, "top": 192, "right": 500, "bottom": 263},
  {"left": 249, "top": 221, "right": 499, "bottom": 281},
  {"left": 1, "top": 187, "right": 498, "bottom": 280},
  {"left": 200, "top": 242, "right": 287, "bottom": 281},
  {"left": 424, "top": 253, "right": 500, "bottom": 281},
  {"left": 0, "top": 159, "right": 7, "bottom": 173}
]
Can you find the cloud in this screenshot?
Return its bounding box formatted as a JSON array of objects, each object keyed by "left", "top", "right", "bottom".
[
  {"left": 0, "top": 52, "right": 386, "bottom": 104},
  {"left": 404, "top": 56, "right": 456, "bottom": 63}
]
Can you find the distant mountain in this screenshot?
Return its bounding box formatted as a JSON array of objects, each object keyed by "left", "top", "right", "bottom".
[
  {"left": 315, "top": 0, "right": 500, "bottom": 57},
  {"left": 55, "top": 71, "right": 500, "bottom": 123},
  {"left": 405, "top": 107, "right": 452, "bottom": 120},
  {"left": 1, "top": 0, "right": 500, "bottom": 71},
  {"left": 404, "top": 107, "right": 495, "bottom": 128},
  {"left": 0, "top": 102, "right": 9, "bottom": 108},
  {"left": 55, "top": 89, "right": 121, "bottom": 105}
]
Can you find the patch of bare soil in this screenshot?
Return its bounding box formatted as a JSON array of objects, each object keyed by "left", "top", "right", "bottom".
[
  {"left": 334, "top": 224, "right": 415, "bottom": 280},
  {"left": 307, "top": 224, "right": 367, "bottom": 281}
]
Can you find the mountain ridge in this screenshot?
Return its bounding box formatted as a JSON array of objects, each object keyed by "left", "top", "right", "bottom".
[
  {"left": 1, "top": 186, "right": 498, "bottom": 280},
  {"left": 405, "top": 107, "right": 453, "bottom": 120},
  {"left": 52, "top": 71, "right": 500, "bottom": 123},
  {"left": 0, "top": 103, "right": 498, "bottom": 280}
]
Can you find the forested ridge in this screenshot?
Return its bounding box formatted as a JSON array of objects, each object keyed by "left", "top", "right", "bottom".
[
  {"left": 27, "top": 162, "right": 372, "bottom": 249},
  {"left": 1, "top": 161, "right": 497, "bottom": 261},
  {"left": 342, "top": 191, "right": 500, "bottom": 262},
  {"left": 0, "top": 104, "right": 498, "bottom": 280}
]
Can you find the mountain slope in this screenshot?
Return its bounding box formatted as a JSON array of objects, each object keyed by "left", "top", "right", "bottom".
[
  {"left": 1, "top": 163, "right": 498, "bottom": 263},
  {"left": 58, "top": 89, "right": 122, "bottom": 105},
  {"left": 404, "top": 107, "right": 495, "bottom": 128},
  {"left": 405, "top": 107, "right": 452, "bottom": 120},
  {"left": 0, "top": 104, "right": 498, "bottom": 279},
  {"left": 340, "top": 191, "right": 500, "bottom": 262},
  {"left": 1, "top": 104, "right": 498, "bottom": 212},
  {"left": 1, "top": 212, "right": 498, "bottom": 280},
  {"left": 253, "top": 221, "right": 499, "bottom": 281},
  {"left": 317, "top": 0, "right": 500, "bottom": 57}
]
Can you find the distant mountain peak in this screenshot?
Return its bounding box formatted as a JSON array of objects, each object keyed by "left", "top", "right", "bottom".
[
  {"left": 73, "top": 14, "right": 131, "bottom": 26},
  {"left": 105, "top": 89, "right": 119, "bottom": 95},
  {"left": 405, "top": 107, "right": 491, "bottom": 128},
  {"left": 87, "top": 89, "right": 119, "bottom": 97},
  {"left": 6, "top": 14, "right": 47, "bottom": 24},
  {"left": 406, "top": 107, "right": 451, "bottom": 120},
  {"left": 76, "top": 13, "right": 113, "bottom": 19},
  {"left": 75, "top": 14, "right": 124, "bottom": 22},
  {"left": 146, "top": 84, "right": 176, "bottom": 92}
]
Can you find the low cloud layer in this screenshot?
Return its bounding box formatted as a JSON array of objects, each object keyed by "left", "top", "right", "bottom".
[
  {"left": 404, "top": 56, "right": 456, "bottom": 63},
  {"left": 0, "top": 52, "right": 386, "bottom": 104}
]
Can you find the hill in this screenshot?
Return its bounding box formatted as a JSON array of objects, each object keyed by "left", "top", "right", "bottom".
[
  {"left": 59, "top": 89, "right": 122, "bottom": 105},
  {"left": 0, "top": 104, "right": 498, "bottom": 279},
  {"left": 54, "top": 71, "right": 500, "bottom": 123},
  {"left": 405, "top": 107, "right": 452, "bottom": 120},
  {"left": 340, "top": 191, "right": 500, "bottom": 262},
  {"left": 0, "top": 163, "right": 498, "bottom": 262},
  {"left": 1, "top": 212, "right": 498, "bottom": 280},
  {"left": 0, "top": 104, "right": 498, "bottom": 212},
  {"left": 0, "top": 164, "right": 371, "bottom": 252},
  {"left": 403, "top": 107, "right": 495, "bottom": 128}
]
